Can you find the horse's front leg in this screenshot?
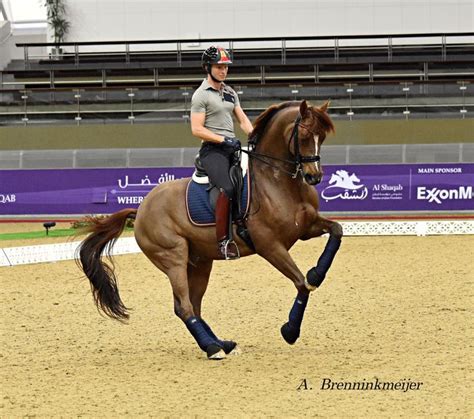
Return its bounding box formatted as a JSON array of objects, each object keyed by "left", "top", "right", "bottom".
[
  {"left": 257, "top": 216, "right": 343, "bottom": 345},
  {"left": 255, "top": 243, "right": 312, "bottom": 345},
  {"left": 301, "top": 216, "right": 343, "bottom": 291},
  {"left": 279, "top": 217, "right": 343, "bottom": 344}
]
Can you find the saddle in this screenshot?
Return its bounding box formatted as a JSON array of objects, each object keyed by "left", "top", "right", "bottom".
[{"left": 186, "top": 150, "right": 255, "bottom": 251}]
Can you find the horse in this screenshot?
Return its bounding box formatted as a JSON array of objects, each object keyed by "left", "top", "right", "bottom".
[{"left": 76, "top": 99, "right": 343, "bottom": 360}]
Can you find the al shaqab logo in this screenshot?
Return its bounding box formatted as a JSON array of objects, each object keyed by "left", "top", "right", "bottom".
[{"left": 321, "top": 170, "right": 368, "bottom": 202}]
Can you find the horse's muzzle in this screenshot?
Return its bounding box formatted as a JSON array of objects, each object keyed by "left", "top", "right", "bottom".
[{"left": 304, "top": 173, "right": 322, "bottom": 185}]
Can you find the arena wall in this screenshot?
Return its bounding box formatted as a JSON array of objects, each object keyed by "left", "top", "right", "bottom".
[
  {"left": 0, "top": 119, "right": 472, "bottom": 151},
  {"left": 64, "top": 0, "right": 473, "bottom": 44}
]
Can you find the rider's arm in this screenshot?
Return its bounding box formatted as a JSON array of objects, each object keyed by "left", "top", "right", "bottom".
[
  {"left": 191, "top": 112, "right": 225, "bottom": 144},
  {"left": 233, "top": 106, "right": 253, "bottom": 136}
]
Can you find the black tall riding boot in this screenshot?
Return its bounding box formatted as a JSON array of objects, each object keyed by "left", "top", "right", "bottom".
[{"left": 215, "top": 191, "right": 239, "bottom": 260}]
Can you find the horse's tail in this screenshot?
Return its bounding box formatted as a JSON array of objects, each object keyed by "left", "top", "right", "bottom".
[{"left": 76, "top": 208, "right": 137, "bottom": 322}]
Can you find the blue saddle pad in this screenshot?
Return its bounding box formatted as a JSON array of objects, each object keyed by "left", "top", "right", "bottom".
[{"left": 186, "top": 174, "right": 250, "bottom": 226}]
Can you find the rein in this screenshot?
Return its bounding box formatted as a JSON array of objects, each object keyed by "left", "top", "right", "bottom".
[{"left": 243, "top": 114, "right": 321, "bottom": 179}]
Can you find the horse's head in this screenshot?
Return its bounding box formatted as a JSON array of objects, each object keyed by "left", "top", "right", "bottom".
[
  {"left": 249, "top": 99, "right": 335, "bottom": 185},
  {"left": 289, "top": 100, "right": 335, "bottom": 185}
]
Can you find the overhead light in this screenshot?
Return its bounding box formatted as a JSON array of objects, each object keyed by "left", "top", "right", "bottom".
[
  {"left": 74, "top": 94, "right": 81, "bottom": 99},
  {"left": 21, "top": 117, "right": 29, "bottom": 122},
  {"left": 402, "top": 87, "right": 410, "bottom": 92},
  {"left": 128, "top": 115, "right": 135, "bottom": 120},
  {"left": 21, "top": 95, "right": 28, "bottom": 99},
  {"left": 291, "top": 90, "right": 299, "bottom": 94},
  {"left": 347, "top": 111, "right": 354, "bottom": 116},
  {"left": 75, "top": 116, "right": 82, "bottom": 121},
  {"left": 346, "top": 88, "right": 354, "bottom": 93},
  {"left": 403, "top": 110, "right": 410, "bottom": 115},
  {"left": 460, "top": 109, "right": 467, "bottom": 113},
  {"left": 237, "top": 90, "right": 243, "bottom": 95},
  {"left": 459, "top": 86, "right": 467, "bottom": 91},
  {"left": 182, "top": 92, "right": 189, "bottom": 96}
]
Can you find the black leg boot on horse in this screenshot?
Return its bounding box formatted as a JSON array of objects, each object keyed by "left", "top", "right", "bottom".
[{"left": 215, "top": 190, "right": 240, "bottom": 260}]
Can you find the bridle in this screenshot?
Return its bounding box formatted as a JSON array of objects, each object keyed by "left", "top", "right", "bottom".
[{"left": 243, "top": 114, "right": 321, "bottom": 179}]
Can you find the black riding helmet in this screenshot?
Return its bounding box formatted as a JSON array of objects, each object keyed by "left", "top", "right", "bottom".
[{"left": 202, "top": 46, "right": 232, "bottom": 76}]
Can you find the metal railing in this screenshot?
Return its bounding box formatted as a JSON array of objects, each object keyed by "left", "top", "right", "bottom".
[
  {"left": 0, "top": 80, "right": 472, "bottom": 125},
  {"left": 15, "top": 32, "right": 474, "bottom": 68}
]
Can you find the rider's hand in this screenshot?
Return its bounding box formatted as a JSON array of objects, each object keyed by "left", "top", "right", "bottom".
[
  {"left": 223, "top": 137, "right": 241, "bottom": 151},
  {"left": 247, "top": 132, "right": 258, "bottom": 147}
]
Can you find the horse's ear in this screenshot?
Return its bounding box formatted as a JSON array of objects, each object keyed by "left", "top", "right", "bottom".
[
  {"left": 299, "top": 100, "right": 308, "bottom": 116},
  {"left": 320, "top": 100, "right": 330, "bottom": 112}
]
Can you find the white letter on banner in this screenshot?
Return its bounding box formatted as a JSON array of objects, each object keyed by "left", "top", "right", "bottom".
[
  {"left": 417, "top": 187, "right": 427, "bottom": 200},
  {"left": 459, "top": 186, "right": 472, "bottom": 200}
]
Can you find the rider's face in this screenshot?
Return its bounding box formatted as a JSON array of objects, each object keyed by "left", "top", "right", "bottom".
[{"left": 211, "top": 64, "right": 229, "bottom": 82}]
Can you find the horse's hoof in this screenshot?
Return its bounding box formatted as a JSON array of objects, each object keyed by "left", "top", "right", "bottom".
[
  {"left": 228, "top": 345, "right": 242, "bottom": 356},
  {"left": 221, "top": 340, "right": 238, "bottom": 355},
  {"left": 281, "top": 322, "right": 300, "bottom": 345},
  {"left": 206, "top": 344, "right": 226, "bottom": 360}
]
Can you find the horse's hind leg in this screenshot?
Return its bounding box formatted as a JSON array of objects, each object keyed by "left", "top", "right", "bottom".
[
  {"left": 186, "top": 260, "right": 213, "bottom": 318},
  {"left": 166, "top": 267, "right": 225, "bottom": 360},
  {"left": 186, "top": 260, "right": 239, "bottom": 355},
  {"left": 142, "top": 240, "right": 225, "bottom": 360},
  {"left": 166, "top": 264, "right": 224, "bottom": 360}
]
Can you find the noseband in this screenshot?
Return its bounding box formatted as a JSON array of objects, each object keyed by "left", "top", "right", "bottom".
[{"left": 245, "top": 114, "right": 321, "bottom": 179}]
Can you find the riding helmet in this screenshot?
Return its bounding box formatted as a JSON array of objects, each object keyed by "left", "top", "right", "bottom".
[{"left": 202, "top": 46, "right": 232, "bottom": 73}]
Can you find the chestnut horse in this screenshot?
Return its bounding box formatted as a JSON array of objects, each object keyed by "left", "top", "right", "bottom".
[{"left": 77, "top": 100, "right": 343, "bottom": 360}]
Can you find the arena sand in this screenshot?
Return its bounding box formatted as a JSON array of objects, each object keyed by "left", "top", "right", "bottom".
[{"left": 1, "top": 226, "right": 473, "bottom": 417}]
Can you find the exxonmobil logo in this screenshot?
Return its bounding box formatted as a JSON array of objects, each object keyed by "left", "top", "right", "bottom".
[{"left": 417, "top": 186, "right": 473, "bottom": 204}]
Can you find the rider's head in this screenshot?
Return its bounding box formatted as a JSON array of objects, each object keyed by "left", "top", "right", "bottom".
[{"left": 202, "top": 46, "right": 232, "bottom": 83}]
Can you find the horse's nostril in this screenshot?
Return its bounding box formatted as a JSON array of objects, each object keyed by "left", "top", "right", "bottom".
[{"left": 304, "top": 174, "right": 319, "bottom": 185}]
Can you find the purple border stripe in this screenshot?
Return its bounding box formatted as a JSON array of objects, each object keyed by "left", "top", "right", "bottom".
[{"left": 0, "top": 164, "right": 472, "bottom": 215}]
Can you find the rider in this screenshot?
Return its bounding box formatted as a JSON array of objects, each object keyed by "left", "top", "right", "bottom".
[{"left": 190, "top": 45, "right": 254, "bottom": 260}]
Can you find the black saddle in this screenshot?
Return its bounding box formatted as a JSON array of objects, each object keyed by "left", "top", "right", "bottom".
[
  {"left": 194, "top": 151, "right": 244, "bottom": 220},
  {"left": 193, "top": 152, "right": 254, "bottom": 251}
]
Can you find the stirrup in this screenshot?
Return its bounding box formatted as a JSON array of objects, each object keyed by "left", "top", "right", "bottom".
[{"left": 219, "top": 239, "right": 240, "bottom": 260}]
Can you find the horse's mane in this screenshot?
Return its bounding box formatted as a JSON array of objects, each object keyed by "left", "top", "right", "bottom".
[
  {"left": 313, "top": 106, "right": 336, "bottom": 135},
  {"left": 250, "top": 101, "right": 299, "bottom": 139},
  {"left": 250, "top": 101, "right": 335, "bottom": 140}
]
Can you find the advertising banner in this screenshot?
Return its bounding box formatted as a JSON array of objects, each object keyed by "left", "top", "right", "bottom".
[
  {"left": 0, "top": 163, "right": 472, "bottom": 215},
  {"left": 318, "top": 163, "right": 473, "bottom": 212},
  {"left": 0, "top": 167, "right": 193, "bottom": 215}
]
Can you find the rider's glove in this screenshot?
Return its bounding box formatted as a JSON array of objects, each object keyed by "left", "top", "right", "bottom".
[{"left": 223, "top": 137, "right": 241, "bottom": 151}]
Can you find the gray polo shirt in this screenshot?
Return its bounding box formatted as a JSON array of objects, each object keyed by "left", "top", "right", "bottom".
[{"left": 191, "top": 78, "right": 240, "bottom": 138}]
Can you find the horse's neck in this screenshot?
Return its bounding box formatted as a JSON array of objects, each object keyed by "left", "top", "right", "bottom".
[
  {"left": 250, "top": 163, "right": 309, "bottom": 224},
  {"left": 252, "top": 107, "right": 306, "bottom": 203},
  {"left": 256, "top": 107, "right": 298, "bottom": 158}
]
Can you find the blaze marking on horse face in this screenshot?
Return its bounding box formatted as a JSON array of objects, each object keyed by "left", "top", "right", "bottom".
[{"left": 314, "top": 135, "right": 321, "bottom": 172}]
